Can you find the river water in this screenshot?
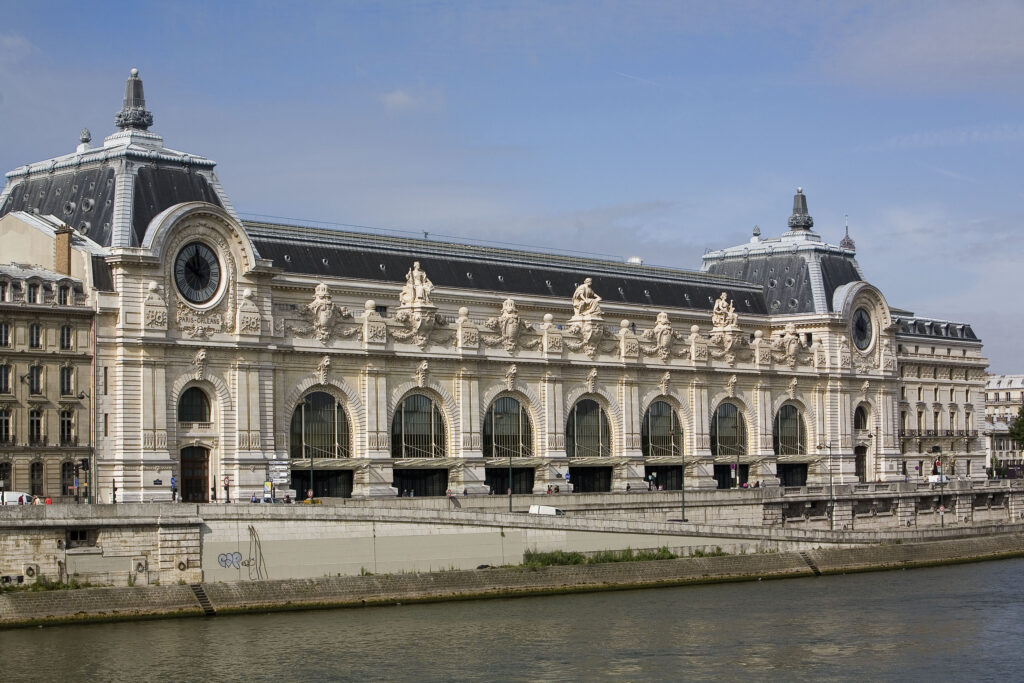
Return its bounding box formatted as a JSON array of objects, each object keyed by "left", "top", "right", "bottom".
[{"left": 6, "top": 558, "right": 1024, "bottom": 682}]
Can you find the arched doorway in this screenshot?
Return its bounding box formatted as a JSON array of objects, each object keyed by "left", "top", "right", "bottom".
[
  {"left": 711, "top": 402, "right": 747, "bottom": 489},
  {"left": 391, "top": 393, "right": 448, "bottom": 497},
  {"left": 181, "top": 446, "right": 210, "bottom": 502},
  {"left": 773, "top": 404, "right": 809, "bottom": 487},
  {"left": 290, "top": 391, "right": 353, "bottom": 499},
  {"left": 483, "top": 395, "right": 535, "bottom": 495}
]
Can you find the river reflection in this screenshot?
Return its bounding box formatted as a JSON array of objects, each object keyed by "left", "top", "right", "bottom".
[{"left": 6, "top": 558, "right": 1024, "bottom": 681}]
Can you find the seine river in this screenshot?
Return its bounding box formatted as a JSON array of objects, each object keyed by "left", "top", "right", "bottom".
[{"left": 6, "top": 558, "right": 1024, "bottom": 681}]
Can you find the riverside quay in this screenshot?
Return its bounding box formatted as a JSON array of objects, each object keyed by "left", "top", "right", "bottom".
[{"left": 0, "top": 69, "right": 987, "bottom": 506}]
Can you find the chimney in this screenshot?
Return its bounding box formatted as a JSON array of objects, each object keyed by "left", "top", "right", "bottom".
[{"left": 56, "top": 224, "right": 73, "bottom": 276}]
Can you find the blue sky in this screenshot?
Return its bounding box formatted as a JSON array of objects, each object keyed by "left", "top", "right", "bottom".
[{"left": 2, "top": 1, "right": 1021, "bottom": 372}]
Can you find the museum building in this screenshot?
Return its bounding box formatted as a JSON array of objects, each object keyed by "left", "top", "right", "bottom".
[{"left": 0, "top": 70, "right": 989, "bottom": 502}]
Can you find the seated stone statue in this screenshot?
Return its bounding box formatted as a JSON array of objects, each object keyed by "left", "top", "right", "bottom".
[{"left": 572, "top": 277, "right": 603, "bottom": 318}]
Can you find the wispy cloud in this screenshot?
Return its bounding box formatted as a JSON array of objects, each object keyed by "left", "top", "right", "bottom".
[
  {"left": 823, "top": 1, "right": 1024, "bottom": 92},
  {"left": 613, "top": 71, "right": 662, "bottom": 88},
  {"left": 878, "top": 124, "right": 1024, "bottom": 150},
  {"left": 380, "top": 87, "right": 445, "bottom": 113},
  {"left": 0, "top": 33, "right": 33, "bottom": 65}
]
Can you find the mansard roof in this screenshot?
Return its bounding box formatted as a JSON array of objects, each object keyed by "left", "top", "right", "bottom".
[
  {"left": 244, "top": 220, "right": 769, "bottom": 314},
  {"left": 0, "top": 70, "right": 236, "bottom": 249},
  {"left": 701, "top": 188, "right": 864, "bottom": 315},
  {"left": 893, "top": 315, "right": 979, "bottom": 342}
]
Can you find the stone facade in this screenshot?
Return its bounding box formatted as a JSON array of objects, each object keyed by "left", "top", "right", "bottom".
[
  {"left": 0, "top": 71, "right": 989, "bottom": 504},
  {"left": 0, "top": 214, "right": 97, "bottom": 500}
]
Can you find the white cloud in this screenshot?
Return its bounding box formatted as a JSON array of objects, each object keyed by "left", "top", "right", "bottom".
[
  {"left": 0, "top": 33, "right": 33, "bottom": 65},
  {"left": 823, "top": 1, "right": 1024, "bottom": 92},
  {"left": 380, "top": 87, "right": 445, "bottom": 113}
]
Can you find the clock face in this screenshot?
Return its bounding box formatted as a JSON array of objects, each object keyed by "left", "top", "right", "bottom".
[
  {"left": 852, "top": 307, "right": 873, "bottom": 351},
  {"left": 174, "top": 242, "right": 221, "bottom": 305}
]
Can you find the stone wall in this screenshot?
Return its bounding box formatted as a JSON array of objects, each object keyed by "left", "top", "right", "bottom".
[{"left": 3, "top": 533, "right": 1023, "bottom": 628}]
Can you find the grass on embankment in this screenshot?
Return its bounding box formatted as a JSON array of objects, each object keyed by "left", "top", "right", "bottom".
[{"left": 521, "top": 545, "right": 727, "bottom": 568}]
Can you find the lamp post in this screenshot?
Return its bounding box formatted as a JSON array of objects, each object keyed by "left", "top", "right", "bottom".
[
  {"left": 670, "top": 428, "right": 686, "bottom": 522},
  {"left": 493, "top": 413, "right": 513, "bottom": 513},
  {"left": 78, "top": 391, "right": 92, "bottom": 503},
  {"left": 304, "top": 398, "right": 314, "bottom": 501},
  {"left": 817, "top": 441, "right": 834, "bottom": 530}
]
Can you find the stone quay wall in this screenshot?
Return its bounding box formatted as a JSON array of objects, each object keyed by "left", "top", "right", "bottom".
[
  {"left": 2, "top": 533, "right": 1023, "bottom": 628},
  {"left": 4, "top": 495, "right": 1024, "bottom": 589}
]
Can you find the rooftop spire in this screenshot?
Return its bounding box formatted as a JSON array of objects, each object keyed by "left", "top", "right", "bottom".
[
  {"left": 787, "top": 186, "right": 814, "bottom": 230},
  {"left": 840, "top": 214, "right": 856, "bottom": 251},
  {"left": 114, "top": 68, "right": 154, "bottom": 131}
]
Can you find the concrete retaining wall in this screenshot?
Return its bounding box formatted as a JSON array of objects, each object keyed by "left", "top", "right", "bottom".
[{"left": 3, "top": 533, "right": 1023, "bottom": 628}]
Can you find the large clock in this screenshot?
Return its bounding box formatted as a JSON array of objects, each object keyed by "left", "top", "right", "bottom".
[
  {"left": 851, "top": 307, "right": 873, "bottom": 351},
  {"left": 174, "top": 242, "right": 221, "bottom": 305}
]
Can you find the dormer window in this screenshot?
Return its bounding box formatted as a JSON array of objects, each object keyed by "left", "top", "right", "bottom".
[
  {"left": 27, "top": 283, "right": 39, "bottom": 304},
  {"left": 0, "top": 281, "right": 7, "bottom": 301},
  {"left": 58, "top": 286, "right": 70, "bottom": 306}
]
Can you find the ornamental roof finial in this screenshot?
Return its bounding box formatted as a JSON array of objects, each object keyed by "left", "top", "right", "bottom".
[
  {"left": 114, "top": 68, "right": 154, "bottom": 131},
  {"left": 787, "top": 186, "right": 814, "bottom": 230},
  {"left": 840, "top": 214, "right": 856, "bottom": 251}
]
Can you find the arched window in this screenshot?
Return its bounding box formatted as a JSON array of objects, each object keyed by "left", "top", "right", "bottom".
[
  {"left": 773, "top": 404, "right": 807, "bottom": 455},
  {"left": 710, "top": 402, "right": 746, "bottom": 456},
  {"left": 290, "top": 391, "right": 351, "bottom": 459},
  {"left": 566, "top": 399, "right": 611, "bottom": 458},
  {"left": 30, "top": 462, "right": 43, "bottom": 496},
  {"left": 641, "top": 401, "right": 682, "bottom": 457},
  {"left": 483, "top": 396, "right": 533, "bottom": 458},
  {"left": 177, "top": 387, "right": 211, "bottom": 423},
  {"left": 61, "top": 461, "right": 75, "bottom": 496},
  {"left": 854, "top": 405, "right": 869, "bottom": 430},
  {"left": 391, "top": 394, "right": 446, "bottom": 458}
]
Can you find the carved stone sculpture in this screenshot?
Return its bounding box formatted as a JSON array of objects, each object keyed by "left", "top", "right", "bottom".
[
  {"left": 711, "top": 292, "right": 739, "bottom": 330},
  {"left": 143, "top": 281, "right": 168, "bottom": 330},
  {"left": 571, "top": 278, "right": 603, "bottom": 319},
  {"left": 236, "top": 288, "right": 261, "bottom": 334},
  {"left": 638, "top": 312, "right": 681, "bottom": 361},
  {"left": 399, "top": 261, "right": 434, "bottom": 307},
  {"left": 483, "top": 298, "right": 537, "bottom": 352},
  {"left": 770, "top": 323, "right": 810, "bottom": 368},
  {"left": 191, "top": 348, "right": 207, "bottom": 381}
]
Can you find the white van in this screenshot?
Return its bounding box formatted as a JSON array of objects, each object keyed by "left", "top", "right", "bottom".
[
  {"left": 528, "top": 504, "right": 565, "bottom": 516},
  {"left": 0, "top": 491, "right": 32, "bottom": 505},
  {"left": 927, "top": 475, "right": 950, "bottom": 484}
]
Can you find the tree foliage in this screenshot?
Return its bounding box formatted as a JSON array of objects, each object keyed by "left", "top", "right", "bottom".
[{"left": 1010, "top": 406, "right": 1024, "bottom": 446}]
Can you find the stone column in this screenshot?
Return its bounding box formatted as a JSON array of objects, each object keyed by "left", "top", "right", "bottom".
[
  {"left": 537, "top": 371, "right": 568, "bottom": 492},
  {"left": 616, "top": 372, "right": 644, "bottom": 492},
  {"left": 453, "top": 368, "right": 488, "bottom": 494},
  {"left": 689, "top": 379, "right": 715, "bottom": 489},
  {"left": 356, "top": 363, "right": 396, "bottom": 497}
]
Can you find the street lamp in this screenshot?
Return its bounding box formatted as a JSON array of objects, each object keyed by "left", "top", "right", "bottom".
[
  {"left": 817, "top": 441, "right": 834, "bottom": 530},
  {"left": 493, "top": 412, "right": 513, "bottom": 513},
  {"left": 669, "top": 428, "right": 687, "bottom": 522},
  {"left": 304, "top": 398, "right": 314, "bottom": 501},
  {"left": 77, "top": 390, "right": 92, "bottom": 503}
]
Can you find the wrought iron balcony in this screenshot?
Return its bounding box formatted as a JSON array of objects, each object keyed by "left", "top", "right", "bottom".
[
  {"left": 28, "top": 436, "right": 48, "bottom": 447},
  {"left": 59, "top": 436, "right": 79, "bottom": 447},
  {"left": 0, "top": 434, "right": 15, "bottom": 446}
]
